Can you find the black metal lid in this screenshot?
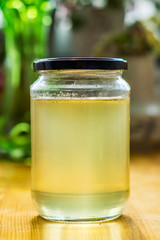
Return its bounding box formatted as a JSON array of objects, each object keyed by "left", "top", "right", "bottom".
[{"left": 33, "top": 57, "right": 128, "bottom": 71}]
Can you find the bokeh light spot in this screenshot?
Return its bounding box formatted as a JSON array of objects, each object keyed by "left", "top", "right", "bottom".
[
  {"left": 43, "top": 15, "right": 52, "bottom": 26},
  {"left": 27, "top": 7, "right": 37, "bottom": 19},
  {"left": 41, "top": 2, "right": 54, "bottom": 11},
  {"left": 6, "top": 0, "right": 23, "bottom": 9}
]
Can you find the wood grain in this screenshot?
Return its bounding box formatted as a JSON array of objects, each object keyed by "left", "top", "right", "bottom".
[{"left": 0, "top": 153, "right": 160, "bottom": 240}]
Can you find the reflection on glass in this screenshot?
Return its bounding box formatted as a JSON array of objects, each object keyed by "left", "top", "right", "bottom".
[{"left": 31, "top": 215, "right": 146, "bottom": 240}]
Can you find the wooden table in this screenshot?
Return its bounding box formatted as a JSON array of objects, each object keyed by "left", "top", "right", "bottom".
[{"left": 0, "top": 153, "right": 160, "bottom": 240}]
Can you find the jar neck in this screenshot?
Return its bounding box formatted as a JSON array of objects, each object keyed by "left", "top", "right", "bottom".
[
  {"left": 31, "top": 69, "right": 130, "bottom": 100},
  {"left": 37, "top": 69, "right": 123, "bottom": 81}
]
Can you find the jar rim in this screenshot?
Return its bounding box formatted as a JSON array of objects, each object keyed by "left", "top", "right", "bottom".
[{"left": 33, "top": 57, "right": 128, "bottom": 71}]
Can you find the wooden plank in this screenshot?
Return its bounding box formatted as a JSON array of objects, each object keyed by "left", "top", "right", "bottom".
[{"left": 0, "top": 154, "right": 160, "bottom": 240}]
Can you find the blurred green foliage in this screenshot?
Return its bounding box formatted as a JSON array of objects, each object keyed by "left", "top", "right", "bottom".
[
  {"left": 94, "top": 22, "right": 160, "bottom": 57},
  {"left": 0, "top": 122, "right": 30, "bottom": 162},
  {"left": 0, "top": 0, "right": 55, "bottom": 163}
]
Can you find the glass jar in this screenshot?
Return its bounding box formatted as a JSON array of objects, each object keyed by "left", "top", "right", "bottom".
[{"left": 30, "top": 57, "right": 130, "bottom": 222}]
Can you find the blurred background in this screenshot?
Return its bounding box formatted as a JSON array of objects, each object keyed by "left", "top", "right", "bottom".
[{"left": 1, "top": 0, "right": 160, "bottom": 163}]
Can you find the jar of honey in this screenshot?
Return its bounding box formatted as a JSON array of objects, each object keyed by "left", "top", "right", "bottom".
[{"left": 31, "top": 57, "right": 130, "bottom": 222}]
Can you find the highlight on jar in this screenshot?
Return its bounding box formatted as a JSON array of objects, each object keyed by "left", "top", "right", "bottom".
[{"left": 30, "top": 57, "right": 130, "bottom": 222}]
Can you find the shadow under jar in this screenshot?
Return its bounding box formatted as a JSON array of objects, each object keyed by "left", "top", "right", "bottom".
[{"left": 30, "top": 57, "right": 130, "bottom": 222}]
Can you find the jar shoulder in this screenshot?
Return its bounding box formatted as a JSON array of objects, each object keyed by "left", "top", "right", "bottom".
[{"left": 30, "top": 75, "right": 130, "bottom": 99}]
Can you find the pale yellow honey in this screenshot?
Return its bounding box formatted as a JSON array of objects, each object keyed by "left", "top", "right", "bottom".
[{"left": 31, "top": 98, "right": 130, "bottom": 221}]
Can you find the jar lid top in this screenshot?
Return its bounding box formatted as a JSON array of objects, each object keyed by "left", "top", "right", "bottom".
[{"left": 33, "top": 57, "right": 128, "bottom": 71}]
